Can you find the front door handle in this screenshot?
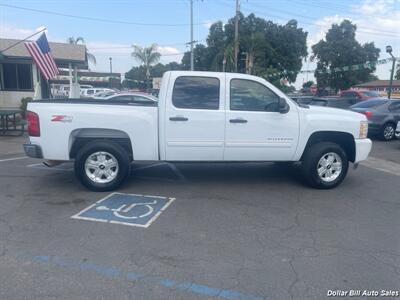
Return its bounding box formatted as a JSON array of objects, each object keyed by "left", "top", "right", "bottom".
[
  {"left": 229, "top": 118, "right": 248, "bottom": 123},
  {"left": 169, "top": 116, "right": 189, "bottom": 121}
]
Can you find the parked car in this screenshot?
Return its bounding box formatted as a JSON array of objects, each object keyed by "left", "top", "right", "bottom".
[
  {"left": 102, "top": 93, "right": 158, "bottom": 103},
  {"left": 339, "top": 89, "right": 380, "bottom": 101},
  {"left": 293, "top": 96, "right": 357, "bottom": 109},
  {"left": 81, "top": 88, "right": 114, "bottom": 98},
  {"left": 350, "top": 99, "right": 400, "bottom": 141},
  {"left": 92, "top": 90, "right": 117, "bottom": 99},
  {"left": 24, "top": 71, "right": 371, "bottom": 191}
]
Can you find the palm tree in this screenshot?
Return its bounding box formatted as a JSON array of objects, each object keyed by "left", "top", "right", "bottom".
[
  {"left": 131, "top": 44, "right": 161, "bottom": 79},
  {"left": 67, "top": 36, "right": 96, "bottom": 66}
]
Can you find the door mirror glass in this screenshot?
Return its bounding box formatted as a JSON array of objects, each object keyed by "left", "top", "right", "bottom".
[{"left": 279, "top": 98, "right": 290, "bottom": 114}]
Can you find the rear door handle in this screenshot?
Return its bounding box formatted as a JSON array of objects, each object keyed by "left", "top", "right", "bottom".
[
  {"left": 169, "top": 116, "right": 189, "bottom": 121},
  {"left": 229, "top": 118, "right": 247, "bottom": 123}
]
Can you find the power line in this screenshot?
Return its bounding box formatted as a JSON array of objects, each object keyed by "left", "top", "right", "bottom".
[
  {"left": 244, "top": 1, "right": 399, "bottom": 36},
  {"left": 215, "top": 0, "right": 400, "bottom": 38},
  {"left": 88, "top": 41, "right": 206, "bottom": 50},
  {"left": 0, "top": 3, "right": 212, "bottom": 27},
  {"left": 94, "top": 52, "right": 186, "bottom": 57},
  {"left": 237, "top": 5, "right": 400, "bottom": 39}
]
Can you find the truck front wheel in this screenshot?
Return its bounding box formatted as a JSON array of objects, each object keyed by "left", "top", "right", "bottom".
[
  {"left": 301, "top": 142, "right": 349, "bottom": 189},
  {"left": 74, "top": 140, "right": 131, "bottom": 192}
]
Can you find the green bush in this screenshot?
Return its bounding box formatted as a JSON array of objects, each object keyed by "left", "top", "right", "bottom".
[{"left": 20, "top": 97, "right": 33, "bottom": 118}]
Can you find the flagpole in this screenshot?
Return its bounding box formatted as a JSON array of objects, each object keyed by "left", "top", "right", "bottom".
[{"left": 0, "top": 28, "right": 46, "bottom": 54}]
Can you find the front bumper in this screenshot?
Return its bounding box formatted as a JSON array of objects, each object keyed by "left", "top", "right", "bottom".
[
  {"left": 354, "top": 138, "right": 372, "bottom": 163},
  {"left": 23, "top": 144, "right": 43, "bottom": 159}
]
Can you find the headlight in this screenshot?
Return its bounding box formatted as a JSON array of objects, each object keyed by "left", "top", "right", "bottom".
[{"left": 359, "top": 121, "right": 368, "bottom": 139}]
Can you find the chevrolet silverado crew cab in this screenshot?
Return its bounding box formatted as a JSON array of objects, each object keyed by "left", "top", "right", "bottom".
[{"left": 24, "top": 71, "right": 372, "bottom": 191}]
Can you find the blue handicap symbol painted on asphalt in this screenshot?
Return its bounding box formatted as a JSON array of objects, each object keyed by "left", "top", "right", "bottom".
[{"left": 72, "top": 193, "right": 175, "bottom": 228}]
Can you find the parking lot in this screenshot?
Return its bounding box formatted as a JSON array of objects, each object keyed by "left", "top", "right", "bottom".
[{"left": 0, "top": 136, "right": 399, "bottom": 300}]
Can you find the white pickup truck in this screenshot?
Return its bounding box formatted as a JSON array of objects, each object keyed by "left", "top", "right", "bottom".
[{"left": 24, "top": 71, "right": 372, "bottom": 191}]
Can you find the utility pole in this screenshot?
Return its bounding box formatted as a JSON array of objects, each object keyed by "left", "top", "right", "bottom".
[
  {"left": 109, "top": 57, "right": 113, "bottom": 89},
  {"left": 386, "top": 45, "right": 396, "bottom": 99},
  {"left": 190, "top": 0, "right": 194, "bottom": 71},
  {"left": 234, "top": 0, "right": 240, "bottom": 72}
]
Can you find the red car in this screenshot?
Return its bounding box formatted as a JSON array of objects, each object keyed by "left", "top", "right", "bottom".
[{"left": 339, "top": 89, "right": 380, "bottom": 101}]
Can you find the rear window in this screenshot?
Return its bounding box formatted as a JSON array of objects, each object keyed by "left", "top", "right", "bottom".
[
  {"left": 351, "top": 99, "right": 388, "bottom": 108},
  {"left": 172, "top": 76, "right": 220, "bottom": 110},
  {"left": 309, "top": 100, "right": 327, "bottom": 106},
  {"left": 361, "top": 91, "right": 380, "bottom": 97},
  {"left": 341, "top": 92, "right": 358, "bottom": 98}
]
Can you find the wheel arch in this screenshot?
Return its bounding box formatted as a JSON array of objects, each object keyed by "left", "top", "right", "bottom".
[
  {"left": 69, "top": 128, "right": 133, "bottom": 160},
  {"left": 301, "top": 131, "right": 356, "bottom": 162}
]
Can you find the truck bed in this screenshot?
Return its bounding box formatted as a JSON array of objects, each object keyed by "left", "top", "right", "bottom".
[{"left": 28, "top": 99, "right": 159, "bottom": 161}]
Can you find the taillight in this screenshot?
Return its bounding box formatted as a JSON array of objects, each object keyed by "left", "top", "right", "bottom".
[
  {"left": 363, "top": 111, "right": 373, "bottom": 119},
  {"left": 27, "top": 111, "right": 40, "bottom": 137}
]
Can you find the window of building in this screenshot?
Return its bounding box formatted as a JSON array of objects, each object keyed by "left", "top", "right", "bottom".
[
  {"left": 1, "top": 63, "right": 33, "bottom": 91},
  {"left": 230, "top": 79, "right": 280, "bottom": 112},
  {"left": 172, "top": 76, "right": 220, "bottom": 110}
]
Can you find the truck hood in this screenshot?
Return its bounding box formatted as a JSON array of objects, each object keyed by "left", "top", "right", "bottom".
[{"left": 302, "top": 105, "right": 367, "bottom": 122}]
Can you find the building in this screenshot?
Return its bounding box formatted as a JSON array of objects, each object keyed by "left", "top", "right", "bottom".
[
  {"left": 0, "top": 38, "right": 88, "bottom": 108},
  {"left": 353, "top": 80, "right": 400, "bottom": 93},
  {"left": 52, "top": 70, "right": 121, "bottom": 92}
]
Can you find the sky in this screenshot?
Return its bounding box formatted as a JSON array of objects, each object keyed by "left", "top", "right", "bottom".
[{"left": 1, "top": 0, "right": 399, "bottom": 89}]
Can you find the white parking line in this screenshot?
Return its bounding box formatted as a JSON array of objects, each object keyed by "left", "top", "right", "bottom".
[
  {"left": 361, "top": 156, "right": 400, "bottom": 176},
  {"left": 133, "top": 162, "right": 186, "bottom": 182},
  {"left": 27, "top": 163, "right": 73, "bottom": 172},
  {"left": 133, "top": 162, "right": 168, "bottom": 171},
  {"left": 166, "top": 163, "right": 186, "bottom": 181},
  {"left": 0, "top": 156, "right": 28, "bottom": 163}
]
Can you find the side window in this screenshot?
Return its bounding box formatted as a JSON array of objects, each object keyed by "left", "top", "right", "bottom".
[
  {"left": 172, "top": 76, "right": 220, "bottom": 110},
  {"left": 389, "top": 102, "right": 400, "bottom": 112},
  {"left": 230, "top": 79, "right": 280, "bottom": 112}
]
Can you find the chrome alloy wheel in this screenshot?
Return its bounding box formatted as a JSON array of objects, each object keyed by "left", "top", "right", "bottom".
[
  {"left": 383, "top": 125, "right": 395, "bottom": 140},
  {"left": 317, "top": 152, "right": 342, "bottom": 183},
  {"left": 84, "top": 151, "right": 119, "bottom": 184}
]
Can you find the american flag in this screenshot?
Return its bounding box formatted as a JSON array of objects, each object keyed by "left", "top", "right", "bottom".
[{"left": 24, "top": 33, "right": 59, "bottom": 80}]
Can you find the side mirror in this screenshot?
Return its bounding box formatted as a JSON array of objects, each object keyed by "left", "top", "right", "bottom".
[{"left": 279, "top": 97, "right": 290, "bottom": 114}]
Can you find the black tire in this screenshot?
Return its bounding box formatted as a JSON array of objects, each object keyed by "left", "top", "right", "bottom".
[
  {"left": 380, "top": 122, "right": 396, "bottom": 141},
  {"left": 74, "top": 140, "right": 131, "bottom": 192},
  {"left": 301, "top": 142, "right": 349, "bottom": 189}
]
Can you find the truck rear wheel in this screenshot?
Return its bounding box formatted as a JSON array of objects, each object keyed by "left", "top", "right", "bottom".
[
  {"left": 301, "top": 142, "right": 348, "bottom": 189},
  {"left": 74, "top": 140, "right": 130, "bottom": 192}
]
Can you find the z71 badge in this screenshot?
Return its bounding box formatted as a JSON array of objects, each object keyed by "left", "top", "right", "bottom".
[{"left": 51, "top": 115, "right": 73, "bottom": 123}]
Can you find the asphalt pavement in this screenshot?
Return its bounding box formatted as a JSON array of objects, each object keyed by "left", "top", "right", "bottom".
[{"left": 0, "top": 136, "right": 399, "bottom": 300}]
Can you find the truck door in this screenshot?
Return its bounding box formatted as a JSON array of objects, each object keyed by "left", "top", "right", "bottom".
[
  {"left": 164, "top": 73, "right": 225, "bottom": 160},
  {"left": 224, "top": 75, "right": 299, "bottom": 161}
]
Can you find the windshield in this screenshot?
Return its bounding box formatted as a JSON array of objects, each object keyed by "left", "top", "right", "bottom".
[
  {"left": 361, "top": 91, "right": 380, "bottom": 97},
  {"left": 351, "top": 99, "right": 388, "bottom": 108}
]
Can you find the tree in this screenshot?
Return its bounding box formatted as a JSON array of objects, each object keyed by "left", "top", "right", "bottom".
[
  {"left": 67, "top": 36, "right": 96, "bottom": 66},
  {"left": 181, "top": 44, "right": 211, "bottom": 71},
  {"left": 180, "top": 14, "right": 308, "bottom": 86},
  {"left": 131, "top": 44, "right": 161, "bottom": 80},
  {"left": 302, "top": 81, "right": 314, "bottom": 88},
  {"left": 396, "top": 64, "right": 400, "bottom": 80},
  {"left": 311, "top": 20, "right": 380, "bottom": 91},
  {"left": 124, "top": 61, "right": 183, "bottom": 89}
]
